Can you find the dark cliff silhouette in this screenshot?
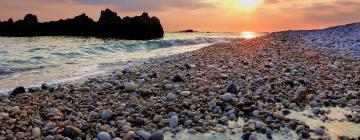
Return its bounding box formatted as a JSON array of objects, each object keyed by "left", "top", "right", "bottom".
[{"left": 0, "top": 9, "right": 164, "bottom": 40}]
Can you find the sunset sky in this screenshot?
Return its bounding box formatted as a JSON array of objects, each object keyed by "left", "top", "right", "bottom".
[{"left": 0, "top": 0, "right": 359, "bottom": 32}]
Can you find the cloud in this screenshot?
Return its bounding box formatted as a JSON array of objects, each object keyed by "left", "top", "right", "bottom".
[{"left": 72, "top": 0, "right": 215, "bottom": 11}]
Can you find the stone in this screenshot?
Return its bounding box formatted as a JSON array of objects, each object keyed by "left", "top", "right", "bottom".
[
  {"left": 255, "top": 121, "right": 266, "bottom": 129},
  {"left": 299, "top": 130, "right": 311, "bottom": 139},
  {"left": 172, "top": 75, "right": 184, "bottom": 82},
  {"left": 222, "top": 93, "right": 233, "bottom": 102},
  {"left": 166, "top": 92, "right": 177, "bottom": 101},
  {"left": 97, "top": 131, "right": 112, "bottom": 140},
  {"left": 310, "top": 101, "right": 318, "bottom": 108},
  {"left": 219, "top": 116, "right": 229, "bottom": 124},
  {"left": 164, "top": 84, "right": 172, "bottom": 90},
  {"left": 252, "top": 110, "right": 260, "bottom": 117},
  {"left": 153, "top": 115, "right": 162, "bottom": 123},
  {"left": 226, "top": 83, "right": 238, "bottom": 94},
  {"left": 124, "top": 82, "right": 136, "bottom": 92},
  {"left": 11, "top": 86, "right": 26, "bottom": 95},
  {"left": 312, "top": 107, "right": 320, "bottom": 114},
  {"left": 180, "top": 91, "right": 191, "bottom": 97},
  {"left": 123, "top": 131, "right": 136, "bottom": 140},
  {"left": 136, "top": 130, "right": 150, "bottom": 140},
  {"left": 32, "top": 127, "right": 41, "bottom": 138},
  {"left": 0, "top": 113, "right": 9, "bottom": 120},
  {"left": 101, "top": 109, "right": 113, "bottom": 120},
  {"left": 315, "top": 127, "right": 325, "bottom": 135},
  {"left": 169, "top": 116, "right": 178, "bottom": 128},
  {"left": 63, "top": 125, "right": 81, "bottom": 138},
  {"left": 289, "top": 103, "right": 297, "bottom": 110},
  {"left": 208, "top": 101, "right": 216, "bottom": 109},
  {"left": 149, "top": 131, "right": 164, "bottom": 140}
]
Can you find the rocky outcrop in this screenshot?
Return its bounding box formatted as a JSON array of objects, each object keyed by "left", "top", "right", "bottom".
[{"left": 0, "top": 9, "right": 164, "bottom": 40}]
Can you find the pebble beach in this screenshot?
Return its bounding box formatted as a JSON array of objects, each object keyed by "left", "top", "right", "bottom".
[{"left": 1, "top": 23, "right": 360, "bottom": 140}]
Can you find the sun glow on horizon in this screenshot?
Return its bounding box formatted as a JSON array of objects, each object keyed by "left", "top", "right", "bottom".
[
  {"left": 241, "top": 31, "right": 256, "bottom": 39},
  {"left": 237, "top": 0, "right": 262, "bottom": 11}
]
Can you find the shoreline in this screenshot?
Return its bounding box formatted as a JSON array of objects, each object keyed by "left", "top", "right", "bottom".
[{"left": 1, "top": 25, "right": 360, "bottom": 139}]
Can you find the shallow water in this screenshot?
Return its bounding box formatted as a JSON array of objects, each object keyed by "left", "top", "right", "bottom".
[
  {"left": 0, "top": 32, "right": 244, "bottom": 95},
  {"left": 287, "top": 107, "right": 360, "bottom": 139}
]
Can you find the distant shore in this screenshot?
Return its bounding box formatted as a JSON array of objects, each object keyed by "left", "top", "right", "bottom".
[{"left": 1, "top": 23, "right": 360, "bottom": 139}]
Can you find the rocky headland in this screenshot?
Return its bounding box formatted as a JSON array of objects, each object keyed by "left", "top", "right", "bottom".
[
  {"left": 0, "top": 9, "right": 164, "bottom": 40},
  {"left": 1, "top": 23, "right": 360, "bottom": 139}
]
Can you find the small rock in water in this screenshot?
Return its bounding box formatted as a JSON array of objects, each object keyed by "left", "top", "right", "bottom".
[
  {"left": 299, "top": 130, "right": 311, "bottom": 139},
  {"left": 169, "top": 116, "right": 178, "bottom": 128},
  {"left": 124, "top": 82, "right": 136, "bottom": 92},
  {"left": 312, "top": 107, "right": 320, "bottom": 114},
  {"left": 315, "top": 127, "right": 325, "bottom": 135},
  {"left": 28, "top": 87, "right": 41, "bottom": 93},
  {"left": 219, "top": 116, "right": 229, "bottom": 124},
  {"left": 180, "top": 91, "right": 191, "bottom": 97},
  {"left": 101, "top": 109, "right": 113, "bottom": 120},
  {"left": 167, "top": 92, "right": 177, "bottom": 101},
  {"left": 32, "top": 127, "right": 41, "bottom": 138},
  {"left": 41, "top": 83, "right": 50, "bottom": 90},
  {"left": 97, "top": 131, "right": 112, "bottom": 140},
  {"left": 11, "top": 86, "right": 26, "bottom": 95},
  {"left": 222, "top": 93, "right": 233, "bottom": 102},
  {"left": 289, "top": 103, "right": 297, "bottom": 110},
  {"left": 63, "top": 125, "right": 81, "bottom": 138},
  {"left": 172, "top": 75, "right": 184, "bottom": 82},
  {"left": 226, "top": 83, "right": 238, "bottom": 94},
  {"left": 149, "top": 131, "right": 164, "bottom": 140}
]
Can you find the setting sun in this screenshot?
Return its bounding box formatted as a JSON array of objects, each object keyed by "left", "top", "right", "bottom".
[
  {"left": 237, "top": 0, "right": 262, "bottom": 10},
  {"left": 241, "top": 31, "right": 256, "bottom": 39}
]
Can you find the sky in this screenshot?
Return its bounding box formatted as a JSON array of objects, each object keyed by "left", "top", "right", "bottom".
[{"left": 0, "top": 0, "right": 359, "bottom": 32}]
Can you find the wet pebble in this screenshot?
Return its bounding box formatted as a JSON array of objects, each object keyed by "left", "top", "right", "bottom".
[
  {"left": 124, "top": 82, "right": 136, "bottom": 92},
  {"left": 149, "top": 131, "right": 164, "bottom": 140},
  {"left": 32, "top": 127, "right": 41, "bottom": 138},
  {"left": 97, "top": 131, "right": 112, "bottom": 140},
  {"left": 169, "top": 116, "right": 178, "bottom": 128},
  {"left": 101, "top": 109, "right": 113, "bottom": 120},
  {"left": 167, "top": 92, "right": 177, "bottom": 101},
  {"left": 222, "top": 93, "right": 233, "bottom": 102},
  {"left": 226, "top": 83, "right": 238, "bottom": 94},
  {"left": 180, "top": 91, "right": 191, "bottom": 97},
  {"left": 63, "top": 125, "right": 81, "bottom": 138}
]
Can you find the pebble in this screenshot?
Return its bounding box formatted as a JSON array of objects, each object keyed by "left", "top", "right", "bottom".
[
  {"left": 222, "top": 93, "right": 233, "bottom": 102},
  {"left": 315, "top": 127, "right": 325, "bottom": 135},
  {"left": 172, "top": 75, "right": 184, "bottom": 82},
  {"left": 219, "top": 116, "right": 229, "bottom": 124},
  {"left": 153, "top": 115, "right": 162, "bottom": 123},
  {"left": 101, "top": 109, "right": 113, "bottom": 120},
  {"left": 164, "top": 84, "right": 173, "bottom": 90},
  {"left": 123, "top": 131, "right": 136, "bottom": 140},
  {"left": 180, "top": 91, "right": 191, "bottom": 97},
  {"left": 63, "top": 125, "right": 81, "bottom": 138},
  {"left": 124, "top": 82, "right": 136, "bottom": 92},
  {"left": 166, "top": 92, "right": 177, "bottom": 101},
  {"left": 97, "top": 131, "right": 112, "bottom": 140},
  {"left": 226, "top": 83, "right": 238, "bottom": 94},
  {"left": 310, "top": 101, "right": 318, "bottom": 108},
  {"left": 32, "top": 127, "right": 41, "bottom": 138},
  {"left": 208, "top": 101, "right": 216, "bottom": 109},
  {"left": 312, "top": 107, "right": 320, "bottom": 114},
  {"left": 0, "top": 113, "right": 9, "bottom": 120},
  {"left": 299, "top": 130, "right": 311, "bottom": 139},
  {"left": 149, "top": 131, "right": 164, "bottom": 140},
  {"left": 289, "top": 103, "right": 297, "bottom": 110},
  {"left": 11, "top": 86, "right": 26, "bottom": 95},
  {"left": 252, "top": 110, "right": 260, "bottom": 117},
  {"left": 255, "top": 121, "right": 266, "bottom": 129},
  {"left": 169, "top": 116, "right": 178, "bottom": 128}
]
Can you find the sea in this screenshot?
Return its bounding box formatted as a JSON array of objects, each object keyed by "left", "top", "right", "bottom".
[{"left": 0, "top": 32, "right": 249, "bottom": 95}]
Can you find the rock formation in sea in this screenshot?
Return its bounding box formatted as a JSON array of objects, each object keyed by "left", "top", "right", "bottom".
[{"left": 0, "top": 9, "right": 164, "bottom": 40}]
